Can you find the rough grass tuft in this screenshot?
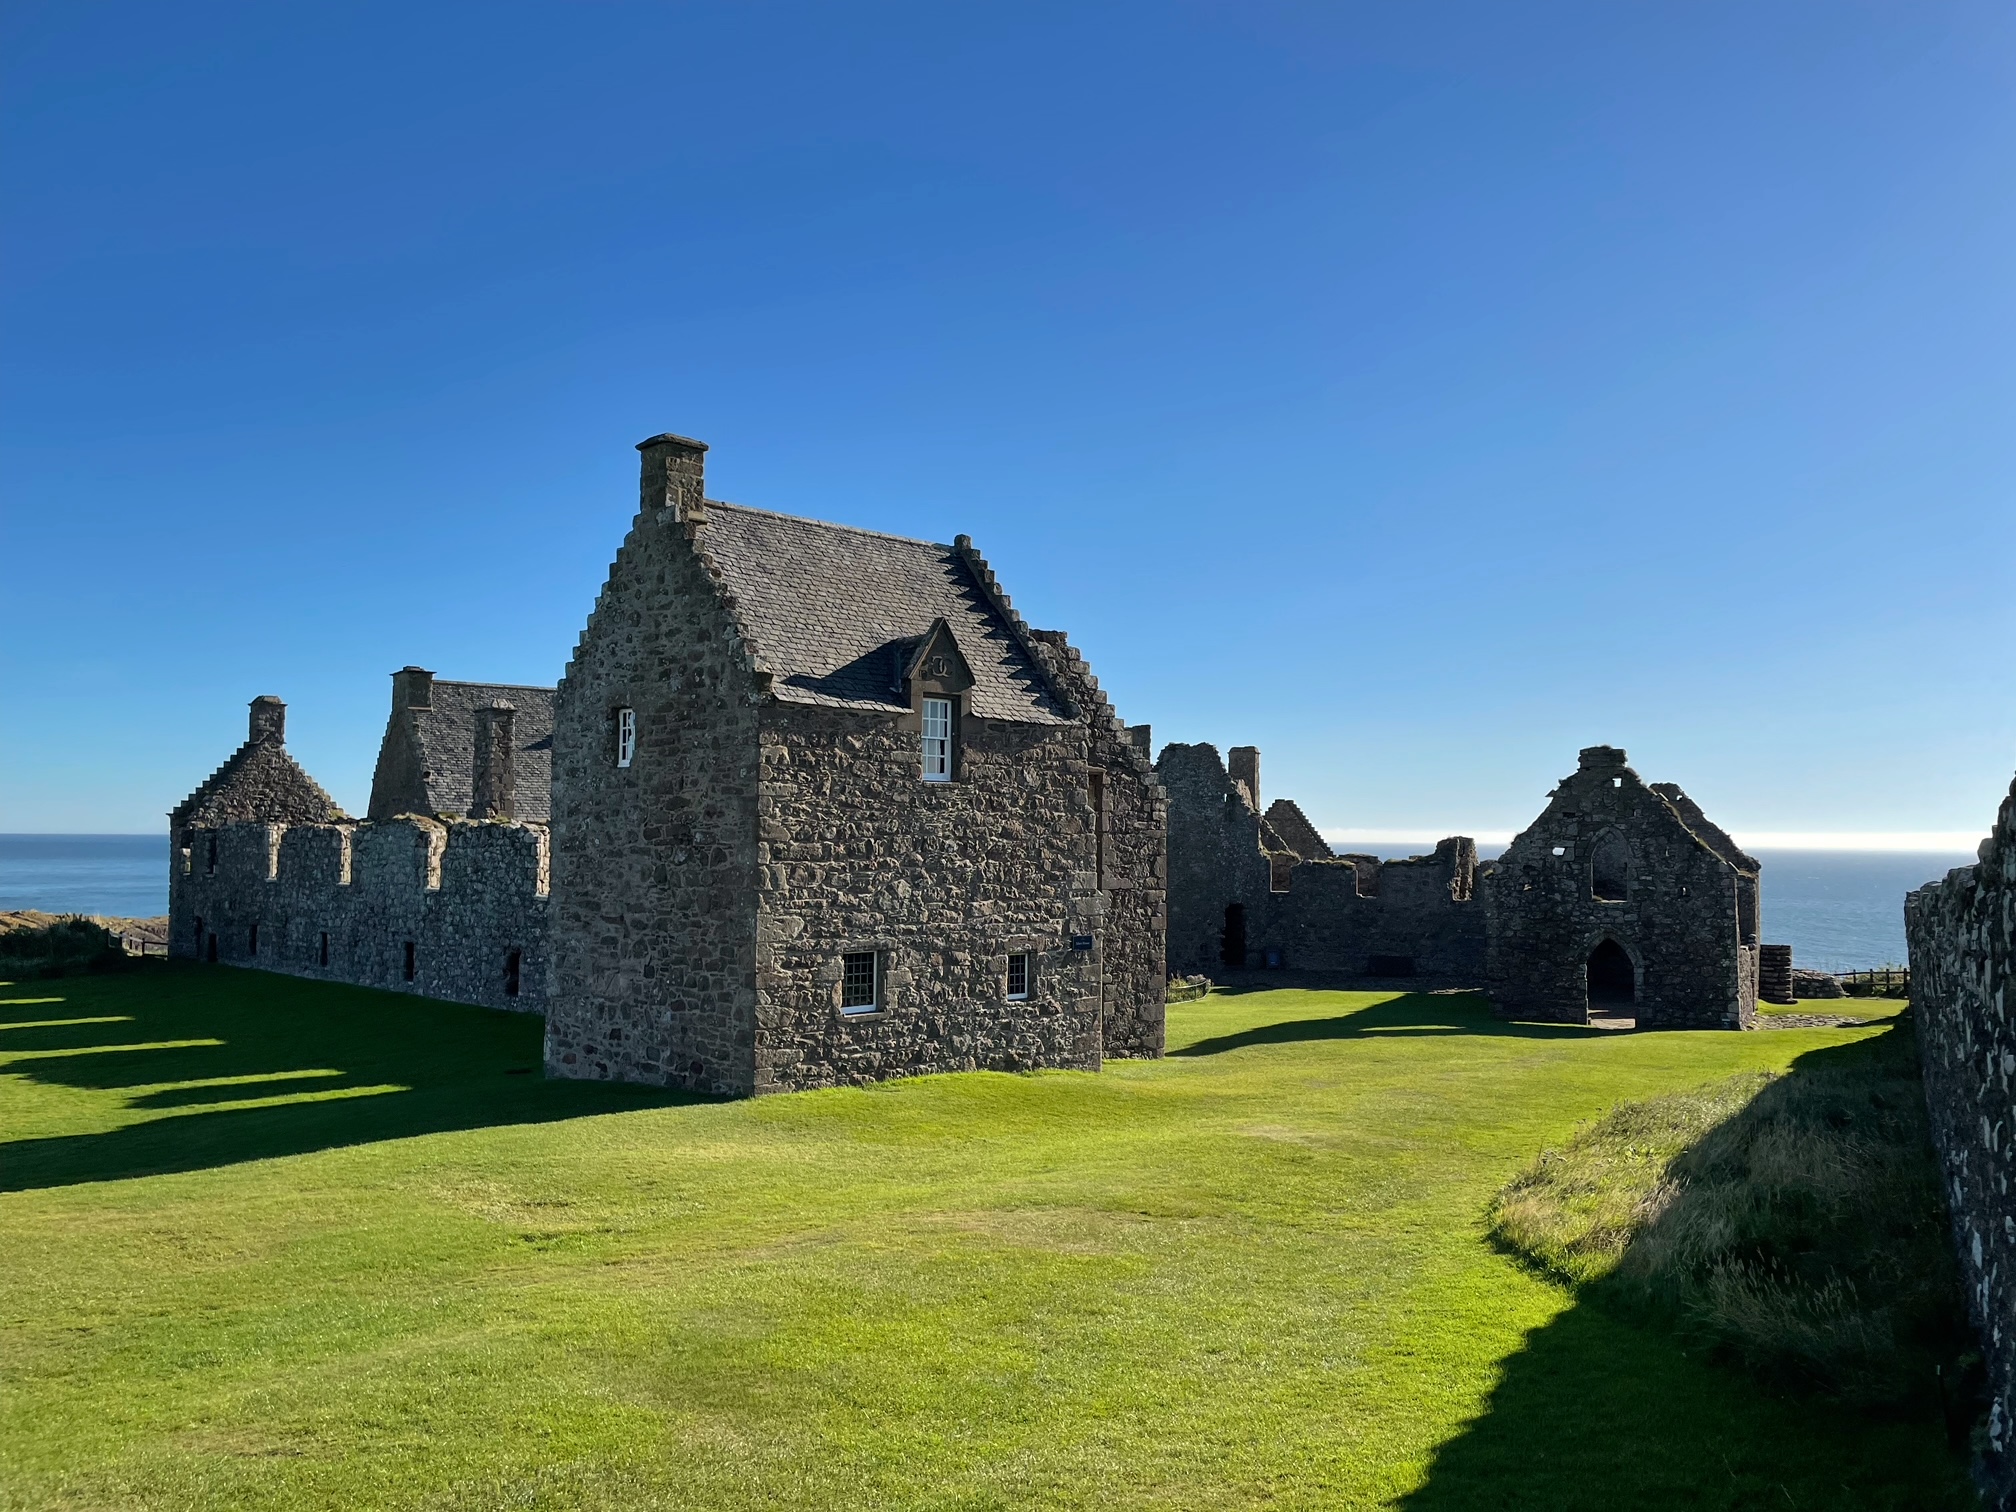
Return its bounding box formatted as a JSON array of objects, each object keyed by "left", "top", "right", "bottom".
[
  {"left": 1489, "top": 1022, "right": 1975, "bottom": 1411},
  {"left": 0, "top": 916, "right": 133, "bottom": 979}
]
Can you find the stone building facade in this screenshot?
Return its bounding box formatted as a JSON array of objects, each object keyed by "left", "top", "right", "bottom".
[
  {"left": 1158, "top": 741, "right": 1485, "bottom": 980},
  {"left": 170, "top": 679, "right": 554, "bottom": 1015},
  {"left": 543, "top": 434, "right": 1165, "bottom": 1095},
  {"left": 1906, "top": 782, "right": 2016, "bottom": 1507},
  {"left": 1484, "top": 746, "right": 1760, "bottom": 1028}
]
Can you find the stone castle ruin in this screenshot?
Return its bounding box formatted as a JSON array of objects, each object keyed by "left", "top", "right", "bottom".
[
  {"left": 172, "top": 678, "right": 556, "bottom": 1016},
  {"left": 172, "top": 432, "right": 1167, "bottom": 1095},
  {"left": 1163, "top": 740, "right": 1762, "bottom": 1027}
]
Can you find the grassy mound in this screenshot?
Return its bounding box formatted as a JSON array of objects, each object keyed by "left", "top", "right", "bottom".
[
  {"left": 0, "top": 916, "right": 133, "bottom": 979},
  {"left": 1490, "top": 1017, "right": 1976, "bottom": 1413}
]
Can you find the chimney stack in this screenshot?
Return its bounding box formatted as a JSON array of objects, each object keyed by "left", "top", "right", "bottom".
[
  {"left": 249, "top": 696, "right": 286, "bottom": 744},
  {"left": 1229, "top": 746, "right": 1261, "bottom": 809},
  {"left": 471, "top": 701, "right": 517, "bottom": 821},
  {"left": 638, "top": 432, "right": 709, "bottom": 524},
  {"left": 393, "top": 666, "right": 435, "bottom": 711}
]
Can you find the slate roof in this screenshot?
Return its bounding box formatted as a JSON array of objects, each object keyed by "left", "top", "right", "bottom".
[
  {"left": 697, "top": 502, "right": 1072, "bottom": 723},
  {"left": 410, "top": 681, "right": 556, "bottom": 823},
  {"left": 172, "top": 735, "right": 348, "bottom": 838}
]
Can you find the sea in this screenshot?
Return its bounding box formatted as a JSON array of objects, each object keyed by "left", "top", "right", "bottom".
[{"left": 0, "top": 835, "right": 1978, "bottom": 974}]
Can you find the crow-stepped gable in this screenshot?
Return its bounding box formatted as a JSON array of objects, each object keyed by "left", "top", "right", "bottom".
[{"left": 169, "top": 432, "right": 1168, "bottom": 1098}]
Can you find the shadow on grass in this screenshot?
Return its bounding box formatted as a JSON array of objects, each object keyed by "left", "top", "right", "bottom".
[
  {"left": 1174, "top": 991, "right": 1610, "bottom": 1057},
  {"left": 0, "top": 961, "right": 698, "bottom": 1193},
  {"left": 1399, "top": 1024, "right": 1981, "bottom": 1511}
]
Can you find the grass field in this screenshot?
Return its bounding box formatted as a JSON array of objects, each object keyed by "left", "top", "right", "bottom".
[{"left": 0, "top": 966, "right": 1978, "bottom": 1510}]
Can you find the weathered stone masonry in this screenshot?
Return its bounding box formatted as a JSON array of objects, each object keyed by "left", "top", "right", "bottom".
[
  {"left": 540, "top": 433, "right": 1167, "bottom": 1096},
  {"left": 171, "top": 690, "right": 553, "bottom": 1015},
  {"left": 1907, "top": 778, "right": 2016, "bottom": 1508},
  {"left": 1157, "top": 740, "right": 1483, "bottom": 980},
  {"left": 1485, "top": 746, "right": 1759, "bottom": 1029}
]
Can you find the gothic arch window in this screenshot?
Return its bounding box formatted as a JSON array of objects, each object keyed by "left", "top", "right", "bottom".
[{"left": 1590, "top": 830, "right": 1629, "bottom": 902}]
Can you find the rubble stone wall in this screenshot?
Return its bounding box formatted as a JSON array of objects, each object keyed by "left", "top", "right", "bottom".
[
  {"left": 544, "top": 437, "right": 763, "bottom": 1096},
  {"left": 1906, "top": 799, "right": 2016, "bottom": 1505},
  {"left": 1484, "top": 746, "right": 1757, "bottom": 1028},
  {"left": 169, "top": 817, "right": 550, "bottom": 1013}
]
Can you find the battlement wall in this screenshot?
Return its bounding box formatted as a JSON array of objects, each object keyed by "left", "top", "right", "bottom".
[{"left": 169, "top": 816, "right": 550, "bottom": 1013}]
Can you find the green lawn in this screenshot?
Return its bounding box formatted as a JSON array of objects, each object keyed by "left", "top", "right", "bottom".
[{"left": 0, "top": 967, "right": 1975, "bottom": 1510}]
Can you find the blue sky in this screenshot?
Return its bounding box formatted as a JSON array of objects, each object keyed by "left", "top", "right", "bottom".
[{"left": 4, "top": 1, "right": 2012, "bottom": 845}]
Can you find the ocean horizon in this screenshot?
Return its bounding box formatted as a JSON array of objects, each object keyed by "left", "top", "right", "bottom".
[{"left": 0, "top": 834, "right": 1973, "bottom": 975}]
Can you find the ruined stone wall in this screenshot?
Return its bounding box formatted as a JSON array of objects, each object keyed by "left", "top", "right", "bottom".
[
  {"left": 169, "top": 817, "right": 550, "bottom": 1013},
  {"left": 1484, "top": 747, "right": 1756, "bottom": 1028},
  {"left": 1029, "top": 633, "right": 1167, "bottom": 1060},
  {"left": 752, "top": 701, "right": 1104, "bottom": 1092},
  {"left": 1906, "top": 801, "right": 2016, "bottom": 1505},
  {"left": 1158, "top": 742, "right": 1483, "bottom": 980},
  {"left": 1159, "top": 742, "right": 1276, "bottom": 974},
  {"left": 544, "top": 437, "right": 762, "bottom": 1096}
]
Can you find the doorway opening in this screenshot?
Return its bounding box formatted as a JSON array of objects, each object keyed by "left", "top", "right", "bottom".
[
  {"left": 1587, "top": 939, "right": 1635, "bottom": 1006},
  {"left": 1220, "top": 903, "right": 1247, "bottom": 968}
]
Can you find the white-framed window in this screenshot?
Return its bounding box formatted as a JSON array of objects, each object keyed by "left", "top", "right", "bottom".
[
  {"left": 841, "top": 951, "right": 880, "bottom": 1013},
  {"left": 1006, "top": 952, "right": 1030, "bottom": 1001},
  {"left": 616, "top": 707, "right": 636, "bottom": 768},
  {"left": 921, "top": 697, "right": 953, "bottom": 782}
]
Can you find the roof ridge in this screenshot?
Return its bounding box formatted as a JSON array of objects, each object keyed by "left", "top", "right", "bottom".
[
  {"left": 427, "top": 680, "right": 557, "bottom": 695},
  {"left": 704, "top": 498, "right": 946, "bottom": 550}
]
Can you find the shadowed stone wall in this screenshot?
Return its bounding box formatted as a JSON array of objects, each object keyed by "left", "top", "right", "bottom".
[
  {"left": 171, "top": 817, "right": 550, "bottom": 1012},
  {"left": 1158, "top": 741, "right": 1482, "bottom": 979},
  {"left": 1906, "top": 787, "right": 2016, "bottom": 1506},
  {"left": 1483, "top": 746, "right": 1759, "bottom": 1028}
]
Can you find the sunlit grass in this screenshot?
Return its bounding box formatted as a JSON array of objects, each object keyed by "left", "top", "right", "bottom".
[{"left": 0, "top": 967, "right": 1977, "bottom": 1511}]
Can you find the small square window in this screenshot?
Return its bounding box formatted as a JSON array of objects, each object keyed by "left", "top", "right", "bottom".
[
  {"left": 1006, "top": 952, "right": 1030, "bottom": 1001},
  {"left": 841, "top": 951, "right": 880, "bottom": 1012},
  {"left": 616, "top": 707, "right": 636, "bottom": 768}
]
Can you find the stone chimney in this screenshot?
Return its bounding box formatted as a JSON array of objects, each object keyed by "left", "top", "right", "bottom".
[
  {"left": 393, "top": 666, "right": 435, "bottom": 712},
  {"left": 1229, "top": 746, "right": 1261, "bottom": 809},
  {"left": 638, "top": 432, "right": 708, "bottom": 524},
  {"left": 249, "top": 696, "right": 286, "bottom": 744},
  {"left": 1579, "top": 745, "right": 1627, "bottom": 772},
  {"left": 471, "top": 701, "right": 517, "bottom": 821},
  {"left": 1128, "top": 724, "right": 1152, "bottom": 759}
]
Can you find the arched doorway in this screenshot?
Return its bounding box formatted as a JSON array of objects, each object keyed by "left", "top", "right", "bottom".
[
  {"left": 1587, "top": 939, "right": 1634, "bottom": 1006},
  {"left": 1221, "top": 903, "right": 1247, "bottom": 968}
]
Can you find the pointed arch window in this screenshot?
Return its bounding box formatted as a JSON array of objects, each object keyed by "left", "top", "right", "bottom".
[{"left": 1590, "top": 831, "right": 1629, "bottom": 902}]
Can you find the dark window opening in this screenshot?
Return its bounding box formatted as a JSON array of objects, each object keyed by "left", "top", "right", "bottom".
[
  {"left": 206, "top": 933, "right": 218, "bottom": 963},
  {"left": 1006, "top": 952, "right": 1030, "bottom": 1001},
  {"left": 206, "top": 835, "right": 218, "bottom": 874},
  {"left": 841, "top": 951, "right": 880, "bottom": 1012},
  {"left": 1088, "top": 769, "right": 1108, "bottom": 887},
  {"left": 248, "top": 922, "right": 259, "bottom": 956},
  {"left": 1590, "top": 832, "right": 1629, "bottom": 902},
  {"left": 319, "top": 932, "right": 330, "bottom": 967},
  {"left": 403, "top": 941, "right": 417, "bottom": 982},
  {"left": 505, "top": 949, "right": 522, "bottom": 998},
  {"left": 1588, "top": 939, "right": 1635, "bottom": 1006},
  {"left": 1220, "top": 903, "right": 1247, "bottom": 968},
  {"left": 1367, "top": 954, "right": 1416, "bottom": 977}
]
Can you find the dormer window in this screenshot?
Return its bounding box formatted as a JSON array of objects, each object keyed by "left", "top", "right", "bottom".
[
  {"left": 922, "top": 697, "right": 953, "bottom": 782},
  {"left": 615, "top": 707, "right": 636, "bottom": 768}
]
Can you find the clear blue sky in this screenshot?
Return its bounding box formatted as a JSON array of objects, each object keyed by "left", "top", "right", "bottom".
[{"left": 4, "top": 2, "right": 2012, "bottom": 844}]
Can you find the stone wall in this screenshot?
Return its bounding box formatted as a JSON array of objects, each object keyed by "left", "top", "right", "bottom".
[
  {"left": 1030, "top": 632, "right": 1168, "bottom": 1061},
  {"left": 170, "top": 816, "right": 550, "bottom": 1013},
  {"left": 1158, "top": 741, "right": 1483, "bottom": 980},
  {"left": 751, "top": 701, "right": 1104, "bottom": 1091},
  {"left": 1484, "top": 746, "right": 1758, "bottom": 1028},
  {"left": 544, "top": 435, "right": 763, "bottom": 1095},
  {"left": 1906, "top": 794, "right": 2016, "bottom": 1506}
]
